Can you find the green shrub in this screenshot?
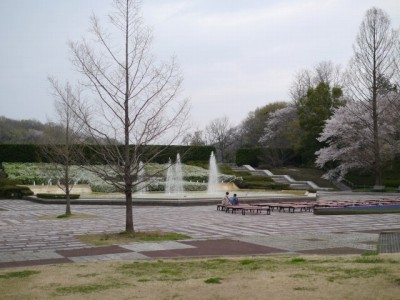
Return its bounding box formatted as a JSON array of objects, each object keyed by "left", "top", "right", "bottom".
[
  {"left": 185, "top": 161, "right": 209, "bottom": 169},
  {"left": 36, "top": 193, "right": 80, "bottom": 199},
  {"left": 383, "top": 180, "right": 400, "bottom": 188},
  {"left": 234, "top": 181, "right": 289, "bottom": 190},
  {"left": 0, "top": 185, "right": 34, "bottom": 198},
  {"left": 0, "top": 177, "right": 22, "bottom": 186},
  {"left": 147, "top": 183, "right": 165, "bottom": 192},
  {"left": 90, "top": 184, "right": 119, "bottom": 193},
  {"left": 236, "top": 148, "right": 262, "bottom": 167},
  {"left": 241, "top": 175, "right": 273, "bottom": 182},
  {"left": 232, "top": 171, "right": 252, "bottom": 177},
  {"left": 146, "top": 183, "right": 208, "bottom": 192},
  {"left": 183, "top": 175, "right": 208, "bottom": 183},
  {"left": 218, "top": 164, "right": 234, "bottom": 175},
  {"left": 183, "top": 183, "right": 207, "bottom": 192}
]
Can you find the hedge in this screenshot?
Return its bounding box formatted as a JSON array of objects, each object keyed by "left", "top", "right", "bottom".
[
  {"left": 0, "top": 144, "right": 216, "bottom": 164},
  {"left": 234, "top": 180, "right": 289, "bottom": 190},
  {"left": 382, "top": 180, "right": 400, "bottom": 188},
  {"left": 241, "top": 175, "right": 273, "bottom": 182},
  {"left": 146, "top": 183, "right": 208, "bottom": 192},
  {"left": 36, "top": 193, "right": 80, "bottom": 199},
  {"left": 0, "top": 144, "right": 42, "bottom": 163},
  {"left": 0, "top": 185, "right": 34, "bottom": 198}
]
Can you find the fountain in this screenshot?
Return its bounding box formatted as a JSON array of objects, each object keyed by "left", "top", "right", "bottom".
[
  {"left": 165, "top": 158, "right": 173, "bottom": 193},
  {"left": 174, "top": 153, "right": 184, "bottom": 193},
  {"left": 136, "top": 161, "right": 146, "bottom": 194},
  {"left": 21, "top": 152, "right": 301, "bottom": 201},
  {"left": 207, "top": 151, "right": 219, "bottom": 194},
  {"left": 165, "top": 154, "right": 184, "bottom": 194}
]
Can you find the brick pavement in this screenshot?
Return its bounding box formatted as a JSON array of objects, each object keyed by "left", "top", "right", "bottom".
[{"left": 1, "top": 199, "right": 400, "bottom": 268}]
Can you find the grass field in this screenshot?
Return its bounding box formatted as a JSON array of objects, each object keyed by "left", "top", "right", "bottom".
[{"left": 1, "top": 254, "right": 399, "bottom": 299}]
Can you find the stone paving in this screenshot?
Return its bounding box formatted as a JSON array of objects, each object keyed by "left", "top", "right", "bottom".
[{"left": 1, "top": 198, "right": 400, "bottom": 268}]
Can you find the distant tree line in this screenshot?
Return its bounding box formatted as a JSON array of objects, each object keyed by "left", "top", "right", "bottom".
[{"left": 0, "top": 116, "right": 58, "bottom": 144}]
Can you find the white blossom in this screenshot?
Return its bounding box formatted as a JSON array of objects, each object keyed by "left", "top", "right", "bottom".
[{"left": 316, "top": 92, "right": 400, "bottom": 180}]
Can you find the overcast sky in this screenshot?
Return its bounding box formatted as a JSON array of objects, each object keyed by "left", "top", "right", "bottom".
[{"left": 0, "top": 0, "right": 399, "bottom": 130}]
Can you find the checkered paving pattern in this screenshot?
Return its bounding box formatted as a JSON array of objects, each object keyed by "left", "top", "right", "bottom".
[
  {"left": 379, "top": 232, "right": 400, "bottom": 253},
  {"left": 1, "top": 199, "right": 400, "bottom": 267}
]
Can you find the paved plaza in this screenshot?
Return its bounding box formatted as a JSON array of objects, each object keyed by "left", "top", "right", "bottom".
[{"left": 1, "top": 196, "right": 400, "bottom": 268}]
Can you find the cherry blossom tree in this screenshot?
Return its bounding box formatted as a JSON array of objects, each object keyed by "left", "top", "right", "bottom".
[
  {"left": 259, "top": 105, "right": 300, "bottom": 149},
  {"left": 296, "top": 82, "right": 345, "bottom": 164},
  {"left": 316, "top": 93, "right": 400, "bottom": 180},
  {"left": 258, "top": 105, "right": 303, "bottom": 166},
  {"left": 239, "top": 101, "right": 287, "bottom": 147}
]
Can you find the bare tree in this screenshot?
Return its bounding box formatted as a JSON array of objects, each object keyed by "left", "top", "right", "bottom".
[
  {"left": 289, "top": 61, "right": 343, "bottom": 104},
  {"left": 68, "top": 0, "right": 189, "bottom": 232},
  {"left": 205, "top": 117, "right": 236, "bottom": 162},
  {"left": 42, "top": 78, "right": 82, "bottom": 215},
  {"left": 289, "top": 68, "right": 312, "bottom": 104},
  {"left": 181, "top": 130, "right": 206, "bottom": 146},
  {"left": 346, "top": 7, "right": 399, "bottom": 186}
]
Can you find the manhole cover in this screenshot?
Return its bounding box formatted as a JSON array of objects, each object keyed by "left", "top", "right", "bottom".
[{"left": 379, "top": 232, "right": 400, "bottom": 253}]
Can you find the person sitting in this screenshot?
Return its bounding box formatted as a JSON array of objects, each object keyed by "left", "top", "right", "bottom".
[
  {"left": 222, "top": 191, "right": 230, "bottom": 206},
  {"left": 231, "top": 193, "right": 239, "bottom": 205}
]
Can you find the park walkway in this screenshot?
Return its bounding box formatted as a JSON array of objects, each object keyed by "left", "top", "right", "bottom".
[{"left": 1, "top": 197, "right": 400, "bottom": 268}]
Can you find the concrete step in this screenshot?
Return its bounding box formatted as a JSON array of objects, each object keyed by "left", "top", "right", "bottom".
[
  {"left": 290, "top": 183, "right": 311, "bottom": 189},
  {"left": 249, "top": 171, "right": 269, "bottom": 177},
  {"left": 234, "top": 164, "right": 333, "bottom": 191}
]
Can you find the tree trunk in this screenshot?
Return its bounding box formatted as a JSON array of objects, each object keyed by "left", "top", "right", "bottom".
[
  {"left": 65, "top": 165, "right": 71, "bottom": 215},
  {"left": 125, "top": 184, "right": 134, "bottom": 232},
  {"left": 371, "top": 26, "right": 381, "bottom": 187},
  {"left": 124, "top": 2, "right": 134, "bottom": 233},
  {"left": 65, "top": 186, "right": 71, "bottom": 215},
  {"left": 372, "top": 96, "right": 382, "bottom": 186},
  {"left": 372, "top": 114, "right": 382, "bottom": 185}
]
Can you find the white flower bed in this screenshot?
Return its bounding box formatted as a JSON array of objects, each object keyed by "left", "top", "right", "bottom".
[{"left": 3, "top": 162, "right": 236, "bottom": 193}]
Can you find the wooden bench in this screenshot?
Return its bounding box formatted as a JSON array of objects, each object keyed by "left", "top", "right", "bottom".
[
  {"left": 277, "top": 203, "right": 314, "bottom": 213},
  {"left": 217, "top": 204, "right": 246, "bottom": 212},
  {"left": 240, "top": 206, "right": 271, "bottom": 215},
  {"left": 223, "top": 205, "right": 270, "bottom": 215},
  {"left": 217, "top": 204, "right": 227, "bottom": 211},
  {"left": 253, "top": 202, "right": 314, "bottom": 213},
  {"left": 225, "top": 205, "right": 247, "bottom": 214}
]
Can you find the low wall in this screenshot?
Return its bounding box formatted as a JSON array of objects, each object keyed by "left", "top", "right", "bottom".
[
  {"left": 218, "top": 182, "right": 239, "bottom": 191},
  {"left": 25, "top": 184, "right": 92, "bottom": 195}
]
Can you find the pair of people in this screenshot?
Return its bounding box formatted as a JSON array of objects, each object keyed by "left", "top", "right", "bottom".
[{"left": 222, "top": 191, "right": 239, "bottom": 206}]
